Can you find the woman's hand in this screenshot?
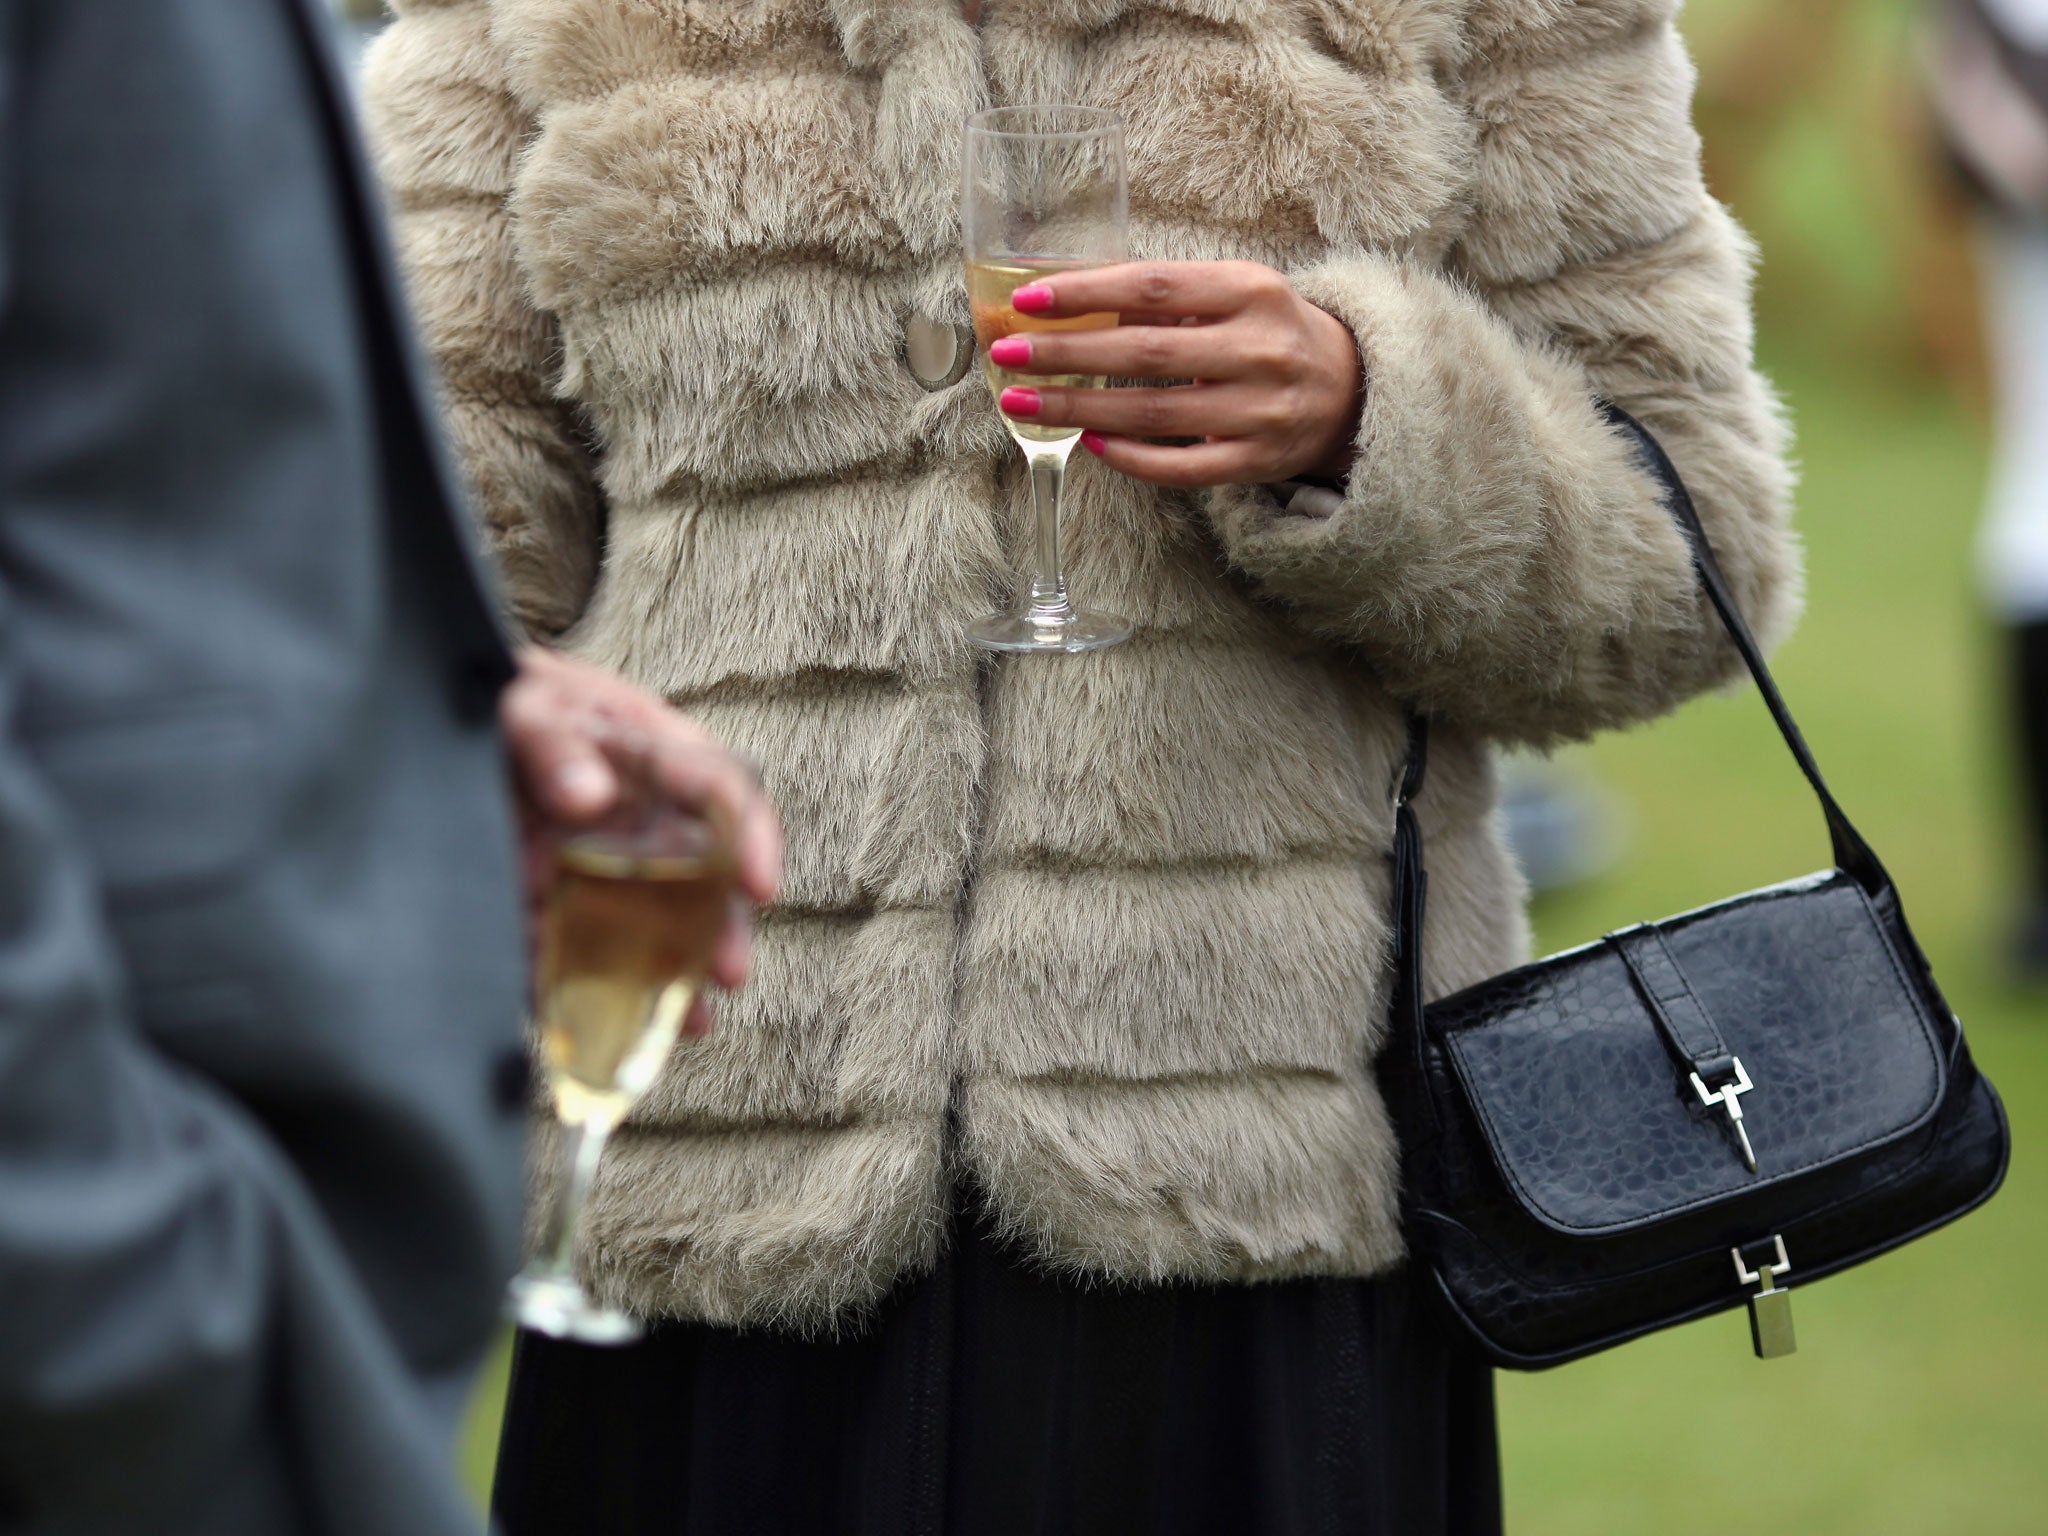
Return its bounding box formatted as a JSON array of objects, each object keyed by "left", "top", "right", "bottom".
[{"left": 989, "top": 261, "right": 1364, "bottom": 489}]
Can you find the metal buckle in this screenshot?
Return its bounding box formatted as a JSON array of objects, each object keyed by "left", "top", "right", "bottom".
[
  {"left": 1731, "top": 1235, "right": 1797, "bottom": 1359},
  {"left": 1730, "top": 1234, "right": 1791, "bottom": 1288},
  {"left": 1691, "top": 1055, "right": 1757, "bottom": 1173}
]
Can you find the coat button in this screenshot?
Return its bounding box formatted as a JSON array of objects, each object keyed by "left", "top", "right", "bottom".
[
  {"left": 904, "top": 312, "right": 974, "bottom": 390},
  {"left": 492, "top": 1047, "right": 534, "bottom": 1112}
]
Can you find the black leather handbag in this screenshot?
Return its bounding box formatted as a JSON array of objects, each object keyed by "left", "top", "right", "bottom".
[{"left": 1382, "top": 407, "right": 2012, "bottom": 1369}]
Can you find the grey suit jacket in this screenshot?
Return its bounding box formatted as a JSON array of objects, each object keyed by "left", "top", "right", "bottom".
[{"left": 0, "top": 0, "right": 530, "bottom": 1530}]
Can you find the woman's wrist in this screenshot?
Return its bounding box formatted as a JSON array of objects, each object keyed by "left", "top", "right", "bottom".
[{"left": 1295, "top": 297, "right": 1365, "bottom": 482}]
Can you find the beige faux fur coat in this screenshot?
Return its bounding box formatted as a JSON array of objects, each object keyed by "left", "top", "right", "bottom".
[{"left": 365, "top": 0, "right": 1798, "bottom": 1330}]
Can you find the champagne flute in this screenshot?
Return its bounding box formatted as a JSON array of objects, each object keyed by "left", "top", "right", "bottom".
[
  {"left": 964, "top": 105, "right": 1133, "bottom": 653},
  {"left": 507, "top": 740, "right": 739, "bottom": 1345}
]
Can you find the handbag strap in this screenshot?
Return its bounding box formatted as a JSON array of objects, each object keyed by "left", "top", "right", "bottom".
[
  {"left": 1392, "top": 403, "right": 1894, "bottom": 1052},
  {"left": 1609, "top": 923, "right": 1738, "bottom": 1082}
]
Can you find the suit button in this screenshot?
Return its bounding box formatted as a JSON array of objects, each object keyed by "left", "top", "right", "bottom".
[
  {"left": 454, "top": 651, "right": 510, "bottom": 726},
  {"left": 492, "top": 1047, "right": 534, "bottom": 1112},
  {"left": 904, "top": 312, "right": 974, "bottom": 390}
]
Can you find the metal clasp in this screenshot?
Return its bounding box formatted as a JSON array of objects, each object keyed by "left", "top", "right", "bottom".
[
  {"left": 1732, "top": 1235, "right": 1797, "bottom": 1359},
  {"left": 1691, "top": 1055, "right": 1757, "bottom": 1173},
  {"left": 1731, "top": 1234, "right": 1791, "bottom": 1289}
]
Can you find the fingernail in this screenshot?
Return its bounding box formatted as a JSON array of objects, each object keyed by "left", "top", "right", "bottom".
[
  {"left": 1000, "top": 387, "right": 1041, "bottom": 418},
  {"left": 988, "top": 335, "right": 1031, "bottom": 368},
  {"left": 1011, "top": 284, "right": 1054, "bottom": 314},
  {"left": 556, "top": 759, "right": 610, "bottom": 805},
  {"left": 1081, "top": 431, "right": 1107, "bottom": 456}
]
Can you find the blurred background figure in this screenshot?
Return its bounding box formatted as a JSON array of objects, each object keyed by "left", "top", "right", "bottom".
[
  {"left": 1922, "top": 0, "right": 2048, "bottom": 980},
  {"left": 1496, "top": 756, "right": 1625, "bottom": 897}
]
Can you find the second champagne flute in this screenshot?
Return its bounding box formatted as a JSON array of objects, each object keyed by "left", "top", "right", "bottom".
[
  {"left": 964, "top": 105, "right": 1132, "bottom": 653},
  {"left": 507, "top": 740, "right": 739, "bottom": 1345}
]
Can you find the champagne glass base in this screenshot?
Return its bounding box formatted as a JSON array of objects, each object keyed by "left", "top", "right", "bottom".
[
  {"left": 968, "top": 607, "right": 1133, "bottom": 654},
  {"left": 507, "top": 1273, "right": 645, "bottom": 1347}
]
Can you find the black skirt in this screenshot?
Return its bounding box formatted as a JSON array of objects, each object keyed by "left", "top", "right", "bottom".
[{"left": 492, "top": 1203, "right": 1501, "bottom": 1536}]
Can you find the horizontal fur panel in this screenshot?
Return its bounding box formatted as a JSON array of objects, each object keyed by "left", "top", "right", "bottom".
[
  {"left": 492, "top": 0, "right": 846, "bottom": 106},
  {"left": 977, "top": 634, "right": 1391, "bottom": 867},
  {"left": 660, "top": 681, "right": 983, "bottom": 915},
  {"left": 1472, "top": 201, "right": 1759, "bottom": 392},
  {"left": 561, "top": 466, "right": 1005, "bottom": 692},
  {"left": 555, "top": 271, "right": 981, "bottom": 499},
  {"left": 568, "top": 1117, "right": 950, "bottom": 1328},
  {"left": 1055, "top": 9, "right": 1475, "bottom": 249},
  {"left": 536, "top": 264, "right": 983, "bottom": 423},
  {"left": 977, "top": 0, "right": 1464, "bottom": 117},
  {"left": 1008, "top": 465, "right": 1294, "bottom": 642},
  {"left": 958, "top": 1070, "right": 1405, "bottom": 1283},
  {"left": 958, "top": 858, "right": 1390, "bottom": 1079},
  {"left": 630, "top": 907, "right": 959, "bottom": 1127},
  {"left": 560, "top": 307, "right": 944, "bottom": 504},
  {"left": 1456, "top": 16, "right": 1702, "bottom": 286},
  {"left": 1122, "top": 208, "right": 1463, "bottom": 276},
  {"left": 511, "top": 72, "right": 911, "bottom": 309}
]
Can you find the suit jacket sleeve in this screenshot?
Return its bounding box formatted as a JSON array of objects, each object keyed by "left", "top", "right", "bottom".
[
  {"left": 363, "top": 0, "right": 604, "bottom": 640},
  {"left": 0, "top": 18, "right": 482, "bottom": 1531},
  {"left": 1207, "top": 0, "right": 1800, "bottom": 747}
]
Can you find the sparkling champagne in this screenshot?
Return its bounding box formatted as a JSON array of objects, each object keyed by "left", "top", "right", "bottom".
[
  {"left": 538, "top": 843, "right": 737, "bottom": 1128},
  {"left": 967, "top": 257, "right": 1118, "bottom": 443}
]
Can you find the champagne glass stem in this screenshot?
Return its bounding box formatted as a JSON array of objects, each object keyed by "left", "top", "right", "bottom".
[
  {"left": 535, "top": 1111, "right": 617, "bottom": 1284},
  {"left": 1025, "top": 441, "right": 1078, "bottom": 623}
]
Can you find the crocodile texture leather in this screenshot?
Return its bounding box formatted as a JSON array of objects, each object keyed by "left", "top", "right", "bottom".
[
  {"left": 1380, "top": 405, "right": 2013, "bottom": 1369},
  {"left": 1443, "top": 875, "right": 1944, "bottom": 1232}
]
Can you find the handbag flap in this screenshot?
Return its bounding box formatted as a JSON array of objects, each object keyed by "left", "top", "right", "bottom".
[{"left": 1432, "top": 872, "right": 1948, "bottom": 1237}]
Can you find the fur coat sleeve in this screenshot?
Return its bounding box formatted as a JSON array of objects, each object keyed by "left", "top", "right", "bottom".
[
  {"left": 1208, "top": 1, "right": 1799, "bottom": 748},
  {"left": 361, "top": 0, "right": 603, "bottom": 640}
]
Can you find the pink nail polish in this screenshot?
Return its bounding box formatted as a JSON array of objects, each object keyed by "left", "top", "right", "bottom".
[
  {"left": 1081, "top": 432, "right": 1107, "bottom": 456},
  {"left": 1011, "top": 284, "right": 1055, "bottom": 315},
  {"left": 988, "top": 335, "right": 1031, "bottom": 368},
  {"left": 1000, "top": 387, "right": 1041, "bottom": 417}
]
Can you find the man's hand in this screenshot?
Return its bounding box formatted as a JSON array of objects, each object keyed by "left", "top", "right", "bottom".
[
  {"left": 988, "top": 260, "right": 1365, "bottom": 489},
  {"left": 500, "top": 647, "right": 782, "bottom": 1032}
]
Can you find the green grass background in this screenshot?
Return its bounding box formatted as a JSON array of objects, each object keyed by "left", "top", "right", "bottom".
[{"left": 454, "top": 1, "right": 2048, "bottom": 1526}]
